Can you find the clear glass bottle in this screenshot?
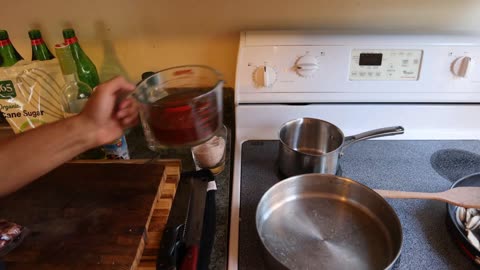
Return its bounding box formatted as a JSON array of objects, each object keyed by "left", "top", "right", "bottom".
[{"left": 55, "top": 43, "right": 105, "bottom": 159}]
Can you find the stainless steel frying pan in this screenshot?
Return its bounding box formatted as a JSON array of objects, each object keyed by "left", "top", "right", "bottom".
[{"left": 256, "top": 174, "right": 402, "bottom": 270}]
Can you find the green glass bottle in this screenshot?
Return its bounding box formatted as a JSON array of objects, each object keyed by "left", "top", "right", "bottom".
[
  {"left": 29, "top": 30, "right": 54, "bottom": 61},
  {"left": 62, "top": 29, "right": 100, "bottom": 89},
  {"left": 55, "top": 43, "right": 105, "bottom": 160},
  {"left": 0, "top": 30, "right": 24, "bottom": 67}
]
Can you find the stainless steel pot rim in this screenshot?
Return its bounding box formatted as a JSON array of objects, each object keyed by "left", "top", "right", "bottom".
[
  {"left": 256, "top": 173, "right": 403, "bottom": 270},
  {"left": 278, "top": 117, "right": 346, "bottom": 156},
  {"left": 449, "top": 171, "right": 480, "bottom": 189},
  {"left": 256, "top": 173, "right": 403, "bottom": 226}
]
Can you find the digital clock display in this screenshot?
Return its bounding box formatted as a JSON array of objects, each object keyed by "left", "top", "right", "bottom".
[{"left": 359, "top": 53, "right": 383, "bottom": 66}]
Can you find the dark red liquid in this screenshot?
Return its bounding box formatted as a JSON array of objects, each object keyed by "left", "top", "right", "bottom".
[{"left": 148, "top": 88, "right": 220, "bottom": 146}]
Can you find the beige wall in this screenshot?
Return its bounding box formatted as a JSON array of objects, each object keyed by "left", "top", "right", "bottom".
[{"left": 4, "top": 0, "right": 480, "bottom": 86}]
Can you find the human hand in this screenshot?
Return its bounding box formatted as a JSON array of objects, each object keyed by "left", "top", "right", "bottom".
[{"left": 78, "top": 76, "right": 139, "bottom": 146}]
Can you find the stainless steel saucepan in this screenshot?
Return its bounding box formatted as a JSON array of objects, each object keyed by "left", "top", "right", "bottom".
[
  {"left": 278, "top": 118, "right": 404, "bottom": 177},
  {"left": 256, "top": 174, "right": 403, "bottom": 270}
]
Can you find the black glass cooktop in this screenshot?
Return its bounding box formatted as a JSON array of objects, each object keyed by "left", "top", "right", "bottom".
[{"left": 239, "top": 140, "right": 480, "bottom": 270}]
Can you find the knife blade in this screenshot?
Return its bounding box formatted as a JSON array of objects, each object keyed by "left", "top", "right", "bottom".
[{"left": 180, "top": 170, "right": 213, "bottom": 270}]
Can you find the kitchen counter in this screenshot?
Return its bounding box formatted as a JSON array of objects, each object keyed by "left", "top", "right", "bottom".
[{"left": 126, "top": 88, "right": 234, "bottom": 270}]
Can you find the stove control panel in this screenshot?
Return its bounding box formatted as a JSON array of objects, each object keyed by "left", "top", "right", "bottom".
[
  {"left": 349, "top": 49, "right": 423, "bottom": 81},
  {"left": 236, "top": 32, "right": 480, "bottom": 103}
]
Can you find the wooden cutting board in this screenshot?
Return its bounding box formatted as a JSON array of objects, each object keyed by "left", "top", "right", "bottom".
[{"left": 0, "top": 159, "right": 181, "bottom": 270}]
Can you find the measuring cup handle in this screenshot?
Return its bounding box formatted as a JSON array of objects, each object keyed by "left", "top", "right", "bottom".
[{"left": 341, "top": 126, "right": 405, "bottom": 156}]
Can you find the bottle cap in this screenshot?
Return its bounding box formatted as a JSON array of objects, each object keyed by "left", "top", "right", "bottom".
[
  {"left": 0, "top": 30, "right": 9, "bottom": 40},
  {"left": 62, "top": 29, "right": 76, "bottom": 39},
  {"left": 28, "top": 30, "right": 42, "bottom": 40}
]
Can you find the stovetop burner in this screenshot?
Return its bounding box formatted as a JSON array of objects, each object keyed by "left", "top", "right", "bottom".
[{"left": 238, "top": 140, "right": 480, "bottom": 269}]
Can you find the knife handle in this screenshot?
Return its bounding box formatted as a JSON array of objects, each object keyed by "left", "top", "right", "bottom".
[
  {"left": 197, "top": 186, "right": 216, "bottom": 270},
  {"left": 180, "top": 245, "right": 199, "bottom": 270},
  {"left": 157, "top": 224, "right": 185, "bottom": 270}
]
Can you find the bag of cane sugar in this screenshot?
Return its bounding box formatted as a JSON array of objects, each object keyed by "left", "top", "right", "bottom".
[{"left": 0, "top": 59, "right": 65, "bottom": 133}]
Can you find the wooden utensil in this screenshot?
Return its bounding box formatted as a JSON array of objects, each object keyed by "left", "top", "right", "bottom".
[{"left": 375, "top": 187, "right": 480, "bottom": 208}]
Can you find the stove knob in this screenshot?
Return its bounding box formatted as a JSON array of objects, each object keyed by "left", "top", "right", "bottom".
[
  {"left": 295, "top": 55, "right": 319, "bottom": 77},
  {"left": 451, "top": 56, "right": 474, "bottom": 78},
  {"left": 253, "top": 65, "right": 277, "bottom": 88}
]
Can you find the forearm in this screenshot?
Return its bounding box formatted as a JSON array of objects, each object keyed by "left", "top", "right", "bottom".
[{"left": 0, "top": 116, "right": 97, "bottom": 197}]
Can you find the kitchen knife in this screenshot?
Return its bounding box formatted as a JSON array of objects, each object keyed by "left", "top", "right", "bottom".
[
  {"left": 180, "top": 170, "right": 213, "bottom": 270},
  {"left": 157, "top": 171, "right": 193, "bottom": 270},
  {"left": 197, "top": 180, "right": 217, "bottom": 270}
]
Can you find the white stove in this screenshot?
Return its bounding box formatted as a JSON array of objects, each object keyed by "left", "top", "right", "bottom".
[{"left": 229, "top": 31, "right": 480, "bottom": 269}]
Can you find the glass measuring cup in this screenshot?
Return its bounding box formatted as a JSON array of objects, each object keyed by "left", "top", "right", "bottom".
[{"left": 135, "top": 65, "right": 224, "bottom": 150}]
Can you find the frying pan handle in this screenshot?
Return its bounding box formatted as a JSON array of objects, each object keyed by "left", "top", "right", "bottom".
[{"left": 341, "top": 126, "right": 404, "bottom": 155}]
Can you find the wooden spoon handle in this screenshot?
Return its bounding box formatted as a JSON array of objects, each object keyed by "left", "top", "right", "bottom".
[
  {"left": 374, "top": 189, "right": 440, "bottom": 201},
  {"left": 375, "top": 187, "right": 480, "bottom": 208}
]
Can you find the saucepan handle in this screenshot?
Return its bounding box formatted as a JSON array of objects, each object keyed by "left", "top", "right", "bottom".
[{"left": 341, "top": 126, "right": 405, "bottom": 156}]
